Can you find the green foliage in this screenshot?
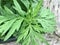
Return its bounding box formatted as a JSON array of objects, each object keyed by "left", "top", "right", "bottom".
[
  {"left": 0, "top": 0, "right": 1, "bottom": 6},
  {"left": 1, "top": 0, "right": 13, "bottom": 7},
  {"left": 0, "top": 0, "right": 56, "bottom": 45}
]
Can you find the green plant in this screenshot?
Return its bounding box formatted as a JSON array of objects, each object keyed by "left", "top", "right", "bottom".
[{"left": 0, "top": 0, "right": 56, "bottom": 45}]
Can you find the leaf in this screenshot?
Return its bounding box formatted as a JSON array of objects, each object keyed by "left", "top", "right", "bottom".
[
  {"left": 0, "top": 16, "right": 7, "bottom": 24},
  {"left": 20, "top": 22, "right": 29, "bottom": 34},
  {"left": 22, "top": 36, "right": 30, "bottom": 45},
  {"left": 4, "top": 6, "right": 18, "bottom": 19},
  {"left": 13, "top": 0, "right": 26, "bottom": 16},
  {"left": 35, "top": 7, "right": 56, "bottom": 33},
  {"left": 37, "top": 19, "right": 55, "bottom": 33},
  {"left": 16, "top": 33, "right": 24, "bottom": 43},
  {"left": 15, "top": 18, "right": 24, "bottom": 31},
  {"left": 0, "top": 0, "right": 1, "bottom": 6},
  {"left": 34, "top": 31, "right": 49, "bottom": 45},
  {"left": 17, "top": 26, "right": 29, "bottom": 43},
  {"left": 23, "top": 27, "right": 29, "bottom": 39},
  {"left": 32, "top": 0, "right": 43, "bottom": 17},
  {"left": 21, "top": 0, "right": 30, "bottom": 9},
  {"left": 0, "top": 6, "right": 17, "bottom": 20},
  {"left": 32, "top": 25, "right": 44, "bottom": 33},
  {"left": 46, "top": 19, "right": 56, "bottom": 26},
  {"left": 29, "top": 26, "right": 38, "bottom": 45},
  {"left": 4, "top": 19, "right": 23, "bottom": 41},
  {"left": 0, "top": 19, "right": 16, "bottom": 33},
  {"left": 4, "top": 6, "right": 14, "bottom": 14},
  {"left": 31, "top": 36, "right": 38, "bottom": 45},
  {"left": 40, "top": 7, "right": 55, "bottom": 19},
  {"left": 1, "top": 19, "right": 16, "bottom": 36},
  {"left": 31, "top": 0, "right": 38, "bottom": 9},
  {"left": 0, "top": 6, "right": 4, "bottom": 14}
]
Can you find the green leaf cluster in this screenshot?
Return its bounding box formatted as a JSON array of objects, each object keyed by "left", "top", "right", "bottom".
[{"left": 0, "top": 0, "right": 56, "bottom": 45}]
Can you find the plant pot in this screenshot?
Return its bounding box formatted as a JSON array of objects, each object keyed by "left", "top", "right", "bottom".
[{"left": 0, "top": 36, "right": 17, "bottom": 44}]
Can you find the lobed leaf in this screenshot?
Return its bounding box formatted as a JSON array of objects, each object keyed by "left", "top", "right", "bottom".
[
  {"left": 0, "top": 16, "right": 7, "bottom": 24},
  {"left": 21, "top": 0, "right": 30, "bottom": 9},
  {"left": 34, "top": 31, "right": 49, "bottom": 45},
  {"left": 13, "top": 0, "right": 26, "bottom": 16},
  {"left": 37, "top": 19, "right": 55, "bottom": 33},
  {"left": 39, "top": 7, "right": 55, "bottom": 19},
  {"left": 1, "top": 19, "right": 16, "bottom": 36},
  {"left": 22, "top": 36, "right": 30, "bottom": 45},
  {"left": 4, "top": 19, "right": 23, "bottom": 41},
  {"left": 32, "top": 0, "right": 43, "bottom": 17}
]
